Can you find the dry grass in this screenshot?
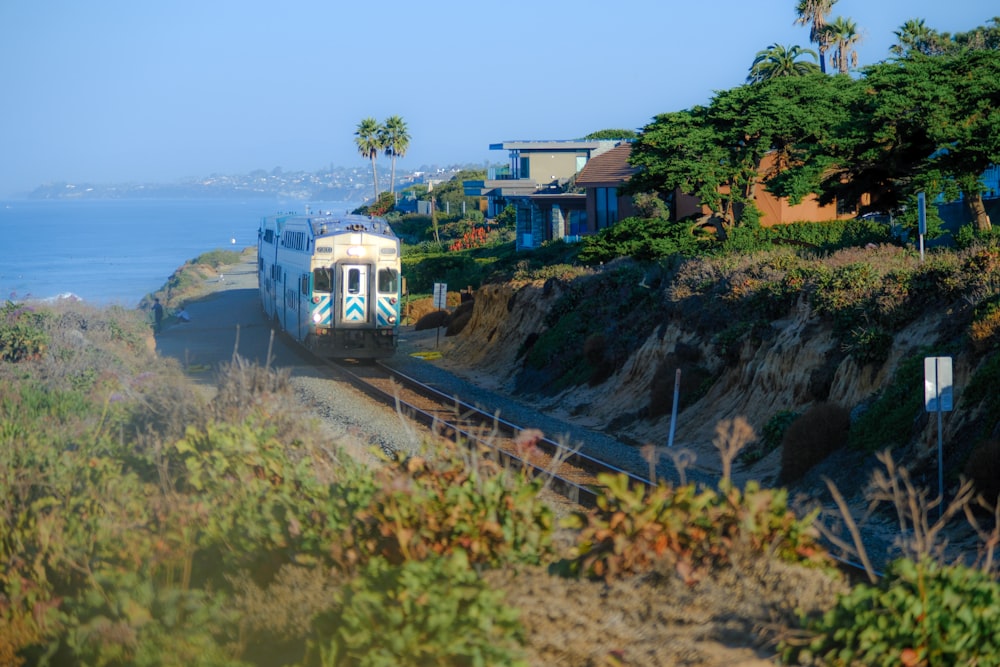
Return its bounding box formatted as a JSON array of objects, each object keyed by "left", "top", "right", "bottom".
[
  {"left": 818, "top": 450, "right": 1000, "bottom": 582},
  {"left": 488, "top": 550, "right": 846, "bottom": 667}
]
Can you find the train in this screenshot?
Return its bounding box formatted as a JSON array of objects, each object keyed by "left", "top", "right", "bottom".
[{"left": 257, "top": 210, "right": 401, "bottom": 359}]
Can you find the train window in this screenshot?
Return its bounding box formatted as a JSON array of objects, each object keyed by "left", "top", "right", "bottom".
[
  {"left": 378, "top": 268, "right": 399, "bottom": 293},
  {"left": 300, "top": 275, "right": 309, "bottom": 295},
  {"left": 347, "top": 268, "right": 361, "bottom": 294},
  {"left": 313, "top": 267, "right": 332, "bottom": 292}
]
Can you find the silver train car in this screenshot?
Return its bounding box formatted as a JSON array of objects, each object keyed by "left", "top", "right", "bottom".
[{"left": 258, "top": 212, "right": 401, "bottom": 359}]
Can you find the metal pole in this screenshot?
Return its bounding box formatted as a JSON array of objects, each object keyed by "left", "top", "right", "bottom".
[
  {"left": 937, "top": 400, "right": 944, "bottom": 520},
  {"left": 667, "top": 369, "right": 681, "bottom": 447}
]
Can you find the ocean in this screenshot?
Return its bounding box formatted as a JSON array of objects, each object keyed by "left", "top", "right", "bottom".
[{"left": 0, "top": 198, "right": 360, "bottom": 306}]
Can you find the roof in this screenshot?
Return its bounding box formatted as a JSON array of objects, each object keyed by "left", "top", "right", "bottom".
[
  {"left": 575, "top": 144, "right": 638, "bottom": 187},
  {"left": 489, "top": 140, "right": 614, "bottom": 152}
]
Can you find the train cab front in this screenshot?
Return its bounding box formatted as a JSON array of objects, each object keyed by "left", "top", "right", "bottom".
[{"left": 307, "top": 263, "right": 399, "bottom": 359}]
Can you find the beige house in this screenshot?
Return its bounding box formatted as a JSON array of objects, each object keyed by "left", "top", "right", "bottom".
[{"left": 464, "top": 140, "right": 621, "bottom": 250}]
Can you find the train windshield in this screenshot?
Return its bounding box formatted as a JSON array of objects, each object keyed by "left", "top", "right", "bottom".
[
  {"left": 313, "top": 267, "right": 333, "bottom": 292},
  {"left": 378, "top": 268, "right": 399, "bottom": 293}
]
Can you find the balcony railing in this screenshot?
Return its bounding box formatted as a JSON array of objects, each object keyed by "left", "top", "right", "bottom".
[{"left": 487, "top": 166, "right": 516, "bottom": 180}]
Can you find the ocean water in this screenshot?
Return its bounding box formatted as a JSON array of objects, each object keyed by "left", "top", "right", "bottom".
[{"left": 0, "top": 198, "right": 360, "bottom": 306}]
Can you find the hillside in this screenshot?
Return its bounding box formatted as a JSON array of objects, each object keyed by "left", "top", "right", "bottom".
[{"left": 431, "top": 243, "right": 1000, "bottom": 564}]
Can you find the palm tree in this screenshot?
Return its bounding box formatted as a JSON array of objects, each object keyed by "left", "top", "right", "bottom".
[
  {"left": 823, "top": 16, "right": 862, "bottom": 74},
  {"left": 891, "top": 19, "right": 942, "bottom": 57},
  {"left": 747, "top": 43, "right": 820, "bottom": 83},
  {"left": 355, "top": 117, "right": 383, "bottom": 201},
  {"left": 794, "top": 0, "right": 838, "bottom": 74},
  {"left": 380, "top": 115, "right": 410, "bottom": 198}
]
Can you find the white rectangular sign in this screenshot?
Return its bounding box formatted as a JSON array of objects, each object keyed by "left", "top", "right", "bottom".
[
  {"left": 433, "top": 282, "right": 447, "bottom": 310},
  {"left": 924, "top": 356, "right": 953, "bottom": 412}
]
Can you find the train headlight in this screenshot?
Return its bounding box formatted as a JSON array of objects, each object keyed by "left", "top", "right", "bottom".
[
  {"left": 312, "top": 296, "right": 321, "bottom": 304},
  {"left": 347, "top": 246, "right": 363, "bottom": 257},
  {"left": 389, "top": 297, "right": 397, "bottom": 304},
  {"left": 388, "top": 315, "right": 397, "bottom": 324},
  {"left": 312, "top": 312, "right": 322, "bottom": 323}
]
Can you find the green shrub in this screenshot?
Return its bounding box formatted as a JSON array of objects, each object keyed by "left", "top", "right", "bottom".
[
  {"left": 850, "top": 353, "right": 929, "bottom": 452},
  {"left": 955, "top": 222, "right": 1000, "bottom": 250},
  {"left": 401, "top": 252, "right": 480, "bottom": 294},
  {"left": 52, "top": 571, "right": 244, "bottom": 667},
  {"left": 963, "top": 351, "right": 1000, "bottom": 438},
  {"left": 577, "top": 216, "right": 707, "bottom": 264},
  {"left": 192, "top": 249, "right": 242, "bottom": 268},
  {"left": 558, "top": 473, "right": 831, "bottom": 584},
  {"left": 647, "top": 356, "right": 713, "bottom": 418},
  {"left": 308, "top": 552, "right": 527, "bottom": 667},
  {"left": 963, "top": 438, "right": 1000, "bottom": 506},
  {"left": 842, "top": 325, "right": 893, "bottom": 366},
  {"left": 168, "top": 421, "right": 335, "bottom": 576},
  {"left": 779, "top": 403, "right": 850, "bottom": 484},
  {"left": 522, "top": 262, "right": 666, "bottom": 393},
  {"left": 969, "top": 293, "right": 1000, "bottom": 352},
  {"left": 741, "top": 409, "right": 800, "bottom": 465},
  {"left": 785, "top": 558, "right": 1000, "bottom": 666},
  {"left": 0, "top": 302, "right": 50, "bottom": 362},
  {"left": 339, "top": 442, "right": 554, "bottom": 569}
]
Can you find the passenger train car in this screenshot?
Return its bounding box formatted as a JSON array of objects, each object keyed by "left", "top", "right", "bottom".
[{"left": 258, "top": 211, "right": 400, "bottom": 359}]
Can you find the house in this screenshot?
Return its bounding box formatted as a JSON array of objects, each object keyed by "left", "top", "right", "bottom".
[
  {"left": 574, "top": 143, "right": 639, "bottom": 233},
  {"left": 464, "top": 140, "right": 621, "bottom": 250},
  {"left": 578, "top": 145, "right": 859, "bottom": 228},
  {"left": 464, "top": 139, "right": 870, "bottom": 252},
  {"left": 751, "top": 153, "right": 858, "bottom": 225}
]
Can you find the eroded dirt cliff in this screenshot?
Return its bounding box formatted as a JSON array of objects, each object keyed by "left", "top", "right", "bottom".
[{"left": 435, "top": 262, "right": 986, "bottom": 496}]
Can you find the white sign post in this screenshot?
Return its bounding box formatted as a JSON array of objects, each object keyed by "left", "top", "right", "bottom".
[
  {"left": 433, "top": 282, "right": 447, "bottom": 348},
  {"left": 918, "top": 192, "right": 927, "bottom": 262},
  {"left": 924, "top": 356, "right": 953, "bottom": 517}
]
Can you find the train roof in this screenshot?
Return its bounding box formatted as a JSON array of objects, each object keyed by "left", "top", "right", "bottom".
[{"left": 262, "top": 212, "right": 397, "bottom": 240}]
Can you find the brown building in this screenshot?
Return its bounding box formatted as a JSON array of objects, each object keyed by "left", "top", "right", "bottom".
[{"left": 574, "top": 143, "right": 639, "bottom": 234}]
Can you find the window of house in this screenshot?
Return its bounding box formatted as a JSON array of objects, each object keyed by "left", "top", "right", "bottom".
[
  {"left": 519, "top": 156, "right": 530, "bottom": 179},
  {"left": 594, "top": 187, "right": 619, "bottom": 229}
]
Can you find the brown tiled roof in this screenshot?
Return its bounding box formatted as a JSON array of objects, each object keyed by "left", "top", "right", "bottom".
[{"left": 575, "top": 144, "right": 638, "bottom": 186}]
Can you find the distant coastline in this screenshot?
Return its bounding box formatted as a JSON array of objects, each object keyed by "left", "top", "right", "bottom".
[{"left": 13, "top": 162, "right": 485, "bottom": 202}]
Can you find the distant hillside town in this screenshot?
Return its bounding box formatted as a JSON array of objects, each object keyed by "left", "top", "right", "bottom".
[{"left": 24, "top": 163, "right": 484, "bottom": 201}]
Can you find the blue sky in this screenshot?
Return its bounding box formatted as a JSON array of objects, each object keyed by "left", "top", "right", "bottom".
[{"left": 0, "top": 0, "right": 995, "bottom": 197}]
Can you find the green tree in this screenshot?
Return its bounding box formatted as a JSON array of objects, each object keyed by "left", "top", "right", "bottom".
[
  {"left": 747, "top": 43, "right": 820, "bottom": 83},
  {"left": 381, "top": 115, "right": 410, "bottom": 197},
  {"left": 627, "top": 74, "right": 849, "bottom": 236},
  {"left": 794, "top": 0, "right": 838, "bottom": 74},
  {"left": 952, "top": 16, "right": 1000, "bottom": 50},
  {"left": 823, "top": 16, "right": 862, "bottom": 74},
  {"left": 892, "top": 17, "right": 1000, "bottom": 56},
  {"left": 779, "top": 49, "right": 999, "bottom": 231},
  {"left": 583, "top": 129, "right": 638, "bottom": 140},
  {"left": 891, "top": 18, "right": 947, "bottom": 57},
  {"left": 429, "top": 170, "right": 485, "bottom": 220},
  {"left": 355, "top": 117, "right": 383, "bottom": 201},
  {"left": 919, "top": 49, "right": 1000, "bottom": 230}
]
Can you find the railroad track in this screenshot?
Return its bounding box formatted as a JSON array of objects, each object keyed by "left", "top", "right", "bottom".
[
  {"left": 319, "top": 354, "right": 879, "bottom": 581},
  {"left": 323, "top": 358, "right": 651, "bottom": 507}
]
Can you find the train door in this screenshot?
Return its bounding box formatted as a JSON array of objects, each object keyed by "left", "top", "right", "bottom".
[
  {"left": 339, "top": 264, "right": 370, "bottom": 326},
  {"left": 296, "top": 273, "right": 310, "bottom": 340}
]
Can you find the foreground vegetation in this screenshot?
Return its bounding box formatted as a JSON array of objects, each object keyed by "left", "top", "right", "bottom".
[{"left": 3, "top": 237, "right": 1000, "bottom": 665}]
